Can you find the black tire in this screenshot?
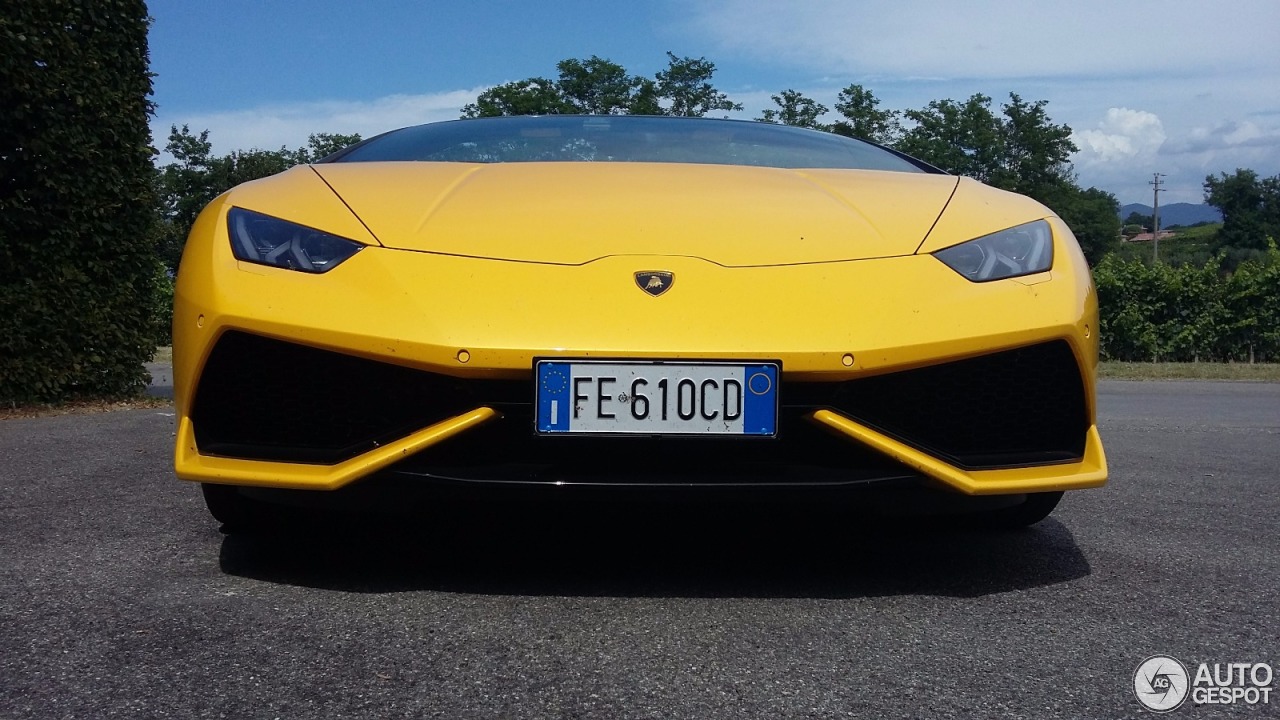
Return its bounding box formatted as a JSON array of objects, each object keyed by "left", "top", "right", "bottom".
[
  {"left": 967, "top": 491, "right": 1064, "bottom": 530},
  {"left": 201, "top": 483, "right": 265, "bottom": 532}
]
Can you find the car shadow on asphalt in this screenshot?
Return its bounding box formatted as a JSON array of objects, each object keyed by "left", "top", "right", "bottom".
[{"left": 216, "top": 497, "right": 1091, "bottom": 599}]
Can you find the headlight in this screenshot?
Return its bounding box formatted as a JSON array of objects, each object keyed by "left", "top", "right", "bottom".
[
  {"left": 933, "top": 219, "right": 1053, "bottom": 282},
  {"left": 227, "top": 207, "right": 363, "bottom": 273}
]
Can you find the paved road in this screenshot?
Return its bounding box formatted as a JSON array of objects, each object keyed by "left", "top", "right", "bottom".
[{"left": 1, "top": 381, "right": 1277, "bottom": 718}]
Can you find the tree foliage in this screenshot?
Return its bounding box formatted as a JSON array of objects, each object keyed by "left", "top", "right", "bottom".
[
  {"left": 996, "top": 95, "right": 1077, "bottom": 196},
  {"left": 461, "top": 78, "right": 574, "bottom": 118},
  {"left": 155, "top": 126, "right": 217, "bottom": 273},
  {"left": 654, "top": 52, "right": 741, "bottom": 117},
  {"left": 892, "top": 92, "right": 1078, "bottom": 195},
  {"left": 1, "top": 0, "right": 159, "bottom": 403},
  {"left": 461, "top": 52, "right": 740, "bottom": 119},
  {"left": 1124, "top": 211, "right": 1154, "bottom": 229},
  {"left": 830, "top": 84, "right": 900, "bottom": 145},
  {"left": 301, "top": 132, "right": 364, "bottom": 162},
  {"left": 155, "top": 127, "right": 361, "bottom": 272},
  {"left": 555, "top": 56, "right": 640, "bottom": 115},
  {"left": 1204, "top": 168, "right": 1280, "bottom": 251},
  {"left": 897, "top": 94, "right": 1005, "bottom": 182},
  {"left": 882, "top": 92, "right": 1116, "bottom": 263},
  {"left": 758, "top": 89, "right": 828, "bottom": 129},
  {"left": 1046, "top": 185, "right": 1121, "bottom": 266}
]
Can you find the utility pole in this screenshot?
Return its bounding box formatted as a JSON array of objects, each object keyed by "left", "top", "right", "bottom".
[{"left": 1150, "top": 173, "right": 1165, "bottom": 263}]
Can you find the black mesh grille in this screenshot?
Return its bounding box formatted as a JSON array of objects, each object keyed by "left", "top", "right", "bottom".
[
  {"left": 191, "top": 332, "right": 518, "bottom": 464},
  {"left": 787, "top": 341, "right": 1088, "bottom": 469},
  {"left": 192, "top": 333, "right": 1087, "bottom": 475}
]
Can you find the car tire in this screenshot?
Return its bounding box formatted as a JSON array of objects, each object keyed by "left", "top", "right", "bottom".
[
  {"left": 968, "top": 491, "right": 1064, "bottom": 530},
  {"left": 200, "top": 483, "right": 266, "bottom": 532}
]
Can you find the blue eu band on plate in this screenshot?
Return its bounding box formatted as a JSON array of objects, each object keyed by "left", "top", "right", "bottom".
[{"left": 536, "top": 361, "right": 778, "bottom": 436}]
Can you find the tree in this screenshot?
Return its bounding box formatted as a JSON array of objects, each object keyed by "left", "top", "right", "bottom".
[
  {"left": 876, "top": 90, "right": 1109, "bottom": 263},
  {"left": 894, "top": 92, "right": 1089, "bottom": 233},
  {"left": 1124, "top": 211, "right": 1154, "bottom": 229},
  {"left": 460, "top": 53, "right": 741, "bottom": 119},
  {"left": 897, "top": 94, "right": 1004, "bottom": 182},
  {"left": 653, "top": 52, "right": 742, "bottom": 117},
  {"left": 1, "top": 0, "right": 159, "bottom": 402},
  {"left": 461, "top": 78, "right": 574, "bottom": 118},
  {"left": 628, "top": 78, "right": 664, "bottom": 116},
  {"left": 219, "top": 148, "right": 296, "bottom": 186},
  {"left": 155, "top": 127, "right": 361, "bottom": 273},
  {"left": 994, "top": 94, "right": 1077, "bottom": 198},
  {"left": 299, "top": 132, "right": 363, "bottom": 162},
  {"left": 556, "top": 56, "right": 641, "bottom": 115},
  {"left": 1045, "top": 185, "right": 1121, "bottom": 266},
  {"left": 758, "top": 89, "right": 828, "bottom": 129},
  {"left": 830, "top": 84, "right": 899, "bottom": 144},
  {"left": 893, "top": 92, "right": 1077, "bottom": 195},
  {"left": 1204, "top": 169, "right": 1279, "bottom": 251},
  {"left": 155, "top": 125, "right": 219, "bottom": 272}
]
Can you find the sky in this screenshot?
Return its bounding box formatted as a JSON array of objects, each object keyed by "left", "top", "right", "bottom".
[{"left": 147, "top": 0, "right": 1280, "bottom": 205}]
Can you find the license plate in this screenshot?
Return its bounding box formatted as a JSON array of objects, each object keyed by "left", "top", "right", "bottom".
[{"left": 535, "top": 360, "right": 778, "bottom": 436}]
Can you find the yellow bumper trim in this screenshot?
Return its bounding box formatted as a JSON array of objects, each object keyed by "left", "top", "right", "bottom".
[
  {"left": 175, "top": 407, "right": 499, "bottom": 491},
  {"left": 809, "top": 409, "right": 1107, "bottom": 495}
]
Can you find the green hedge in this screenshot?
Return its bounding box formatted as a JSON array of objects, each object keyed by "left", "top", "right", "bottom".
[
  {"left": 1094, "top": 245, "right": 1280, "bottom": 362},
  {"left": 0, "top": 1, "right": 159, "bottom": 403}
]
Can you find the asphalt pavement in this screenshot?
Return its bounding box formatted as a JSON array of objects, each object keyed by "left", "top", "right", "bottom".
[{"left": 1, "top": 379, "right": 1277, "bottom": 718}]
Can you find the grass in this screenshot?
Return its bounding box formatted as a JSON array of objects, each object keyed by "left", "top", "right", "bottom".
[
  {"left": 0, "top": 396, "right": 171, "bottom": 420},
  {"left": 1112, "top": 223, "right": 1222, "bottom": 266},
  {"left": 1099, "top": 361, "right": 1280, "bottom": 381},
  {"left": 152, "top": 346, "right": 172, "bottom": 363},
  {"left": 1163, "top": 223, "right": 1221, "bottom": 243}
]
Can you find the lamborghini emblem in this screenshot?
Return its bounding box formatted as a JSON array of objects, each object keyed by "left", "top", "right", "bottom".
[{"left": 635, "top": 271, "right": 674, "bottom": 297}]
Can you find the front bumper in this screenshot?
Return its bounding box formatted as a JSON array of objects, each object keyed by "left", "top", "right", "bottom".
[
  {"left": 173, "top": 201, "right": 1105, "bottom": 496},
  {"left": 177, "top": 333, "right": 1105, "bottom": 495}
]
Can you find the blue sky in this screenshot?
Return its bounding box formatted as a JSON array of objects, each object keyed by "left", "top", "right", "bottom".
[{"left": 148, "top": 0, "right": 1280, "bottom": 205}]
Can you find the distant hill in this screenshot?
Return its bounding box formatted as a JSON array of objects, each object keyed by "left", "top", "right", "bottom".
[{"left": 1119, "top": 202, "right": 1222, "bottom": 227}]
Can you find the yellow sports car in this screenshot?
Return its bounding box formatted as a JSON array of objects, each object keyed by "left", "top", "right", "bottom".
[{"left": 173, "top": 115, "right": 1106, "bottom": 530}]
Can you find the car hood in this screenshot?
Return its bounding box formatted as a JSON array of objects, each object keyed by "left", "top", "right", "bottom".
[{"left": 309, "top": 162, "right": 961, "bottom": 266}]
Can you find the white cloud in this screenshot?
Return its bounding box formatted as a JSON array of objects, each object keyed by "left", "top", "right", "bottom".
[
  {"left": 1163, "top": 120, "right": 1280, "bottom": 155},
  {"left": 151, "top": 88, "right": 486, "bottom": 159},
  {"left": 679, "top": 0, "right": 1280, "bottom": 204},
  {"left": 685, "top": 0, "right": 1280, "bottom": 82},
  {"left": 1069, "top": 112, "right": 1280, "bottom": 203},
  {"left": 1075, "top": 108, "right": 1166, "bottom": 163}
]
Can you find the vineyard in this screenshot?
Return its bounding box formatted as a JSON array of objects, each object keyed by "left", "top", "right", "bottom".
[{"left": 1094, "top": 245, "right": 1280, "bottom": 362}]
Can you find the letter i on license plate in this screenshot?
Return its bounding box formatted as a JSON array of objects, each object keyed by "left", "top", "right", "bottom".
[{"left": 535, "top": 361, "right": 779, "bottom": 436}]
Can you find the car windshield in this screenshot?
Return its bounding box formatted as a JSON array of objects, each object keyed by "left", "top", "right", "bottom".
[{"left": 328, "top": 115, "right": 929, "bottom": 173}]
